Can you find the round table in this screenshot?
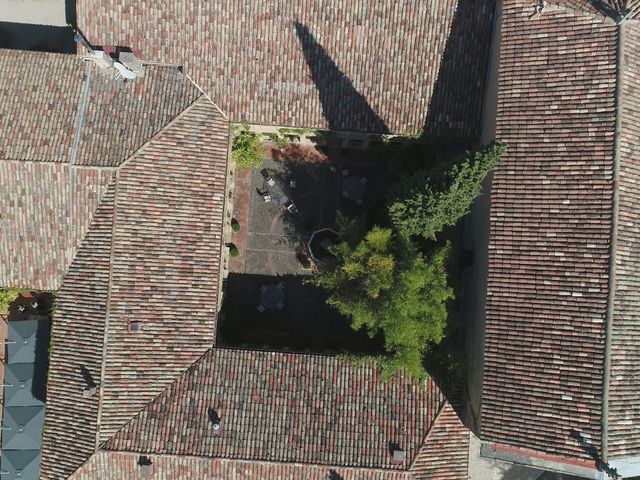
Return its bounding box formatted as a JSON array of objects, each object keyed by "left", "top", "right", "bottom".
[
  {"left": 341, "top": 176, "right": 365, "bottom": 202},
  {"left": 259, "top": 284, "right": 285, "bottom": 310}
]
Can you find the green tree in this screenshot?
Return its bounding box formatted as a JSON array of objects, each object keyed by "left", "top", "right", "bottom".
[
  {"left": 231, "top": 126, "right": 266, "bottom": 169},
  {"left": 314, "top": 227, "right": 453, "bottom": 380},
  {"left": 0, "top": 288, "right": 22, "bottom": 315},
  {"left": 388, "top": 142, "right": 506, "bottom": 239}
]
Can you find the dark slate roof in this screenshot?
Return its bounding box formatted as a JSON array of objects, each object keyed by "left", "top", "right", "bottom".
[
  {"left": 77, "top": 0, "right": 495, "bottom": 136},
  {"left": 483, "top": 0, "right": 618, "bottom": 461},
  {"left": 0, "top": 161, "right": 113, "bottom": 289},
  {"left": 607, "top": 20, "right": 640, "bottom": 459},
  {"left": 70, "top": 451, "right": 412, "bottom": 480},
  {"left": 104, "top": 349, "right": 445, "bottom": 470}
]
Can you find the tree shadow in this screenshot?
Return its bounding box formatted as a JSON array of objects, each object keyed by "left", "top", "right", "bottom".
[
  {"left": 293, "top": 21, "right": 389, "bottom": 134},
  {"left": 0, "top": 22, "right": 76, "bottom": 53},
  {"left": 422, "top": 0, "right": 496, "bottom": 140}
]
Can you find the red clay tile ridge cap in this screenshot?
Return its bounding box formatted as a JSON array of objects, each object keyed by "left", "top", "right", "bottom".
[{"left": 482, "top": 442, "right": 601, "bottom": 478}]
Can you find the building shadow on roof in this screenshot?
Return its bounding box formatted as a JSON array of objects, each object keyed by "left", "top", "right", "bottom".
[
  {"left": 294, "top": 21, "right": 390, "bottom": 134},
  {"left": 421, "top": 0, "right": 496, "bottom": 140},
  {"left": 0, "top": 22, "right": 76, "bottom": 53}
]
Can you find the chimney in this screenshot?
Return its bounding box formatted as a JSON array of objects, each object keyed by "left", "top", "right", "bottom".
[{"left": 138, "top": 456, "right": 153, "bottom": 479}]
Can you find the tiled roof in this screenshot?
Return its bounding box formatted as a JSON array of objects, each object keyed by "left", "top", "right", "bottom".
[
  {"left": 0, "top": 50, "right": 84, "bottom": 163},
  {"left": 607, "top": 20, "right": 640, "bottom": 459},
  {"left": 1, "top": 48, "right": 471, "bottom": 480},
  {"left": 0, "top": 49, "right": 200, "bottom": 167},
  {"left": 77, "top": 0, "right": 495, "bottom": 136},
  {"left": 0, "top": 160, "right": 113, "bottom": 289},
  {"left": 74, "top": 65, "right": 201, "bottom": 167},
  {"left": 97, "top": 97, "right": 228, "bottom": 441},
  {"left": 105, "top": 349, "right": 445, "bottom": 470},
  {"left": 411, "top": 403, "right": 469, "bottom": 480},
  {"left": 38, "top": 96, "right": 229, "bottom": 478},
  {"left": 483, "top": 0, "right": 618, "bottom": 460},
  {"left": 41, "top": 179, "right": 116, "bottom": 480},
  {"left": 70, "top": 451, "right": 412, "bottom": 480}
]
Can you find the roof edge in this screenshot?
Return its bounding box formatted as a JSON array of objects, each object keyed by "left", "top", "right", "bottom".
[{"left": 480, "top": 442, "right": 601, "bottom": 478}]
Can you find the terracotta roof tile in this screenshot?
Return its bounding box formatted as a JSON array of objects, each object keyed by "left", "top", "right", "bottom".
[
  {"left": 0, "top": 161, "right": 113, "bottom": 289},
  {"left": 0, "top": 50, "right": 200, "bottom": 168},
  {"left": 411, "top": 403, "right": 469, "bottom": 480},
  {"left": 105, "top": 348, "right": 445, "bottom": 470},
  {"left": 41, "top": 179, "right": 116, "bottom": 480},
  {"left": 0, "top": 50, "right": 84, "bottom": 162},
  {"left": 70, "top": 451, "right": 412, "bottom": 480},
  {"left": 75, "top": 65, "right": 201, "bottom": 167},
  {"left": 77, "top": 0, "right": 494, "bottom": 136},
  {"left": 607, "top": 20, "right": 640, "bottom": 459},
  {"left": 482, "top": 0, "right": 618, "bottom": 460},
  {"left": 97, "top": 97, "right": 228, "bottom": 442}
]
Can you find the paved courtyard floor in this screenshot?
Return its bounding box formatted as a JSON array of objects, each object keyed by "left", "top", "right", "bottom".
[{"left": 219, "top": 144, "right": 391, "bottom": 353}]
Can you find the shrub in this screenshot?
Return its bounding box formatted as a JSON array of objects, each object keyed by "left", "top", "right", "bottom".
[
  {"left": 232, "top": 127, "right": 266, "bottom": 169},
  {"left": 229, "top": 244, "right": 239, "bottom": 257},
  {"left": 231, "top": 219, "right": 241, "bottom": 232},
  {"left": 0, "top": 288, "right": 22, "bottom": 315}
]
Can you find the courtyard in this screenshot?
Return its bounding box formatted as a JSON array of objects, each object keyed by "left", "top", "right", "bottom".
[{"left": 218, "top": 142, "right": 395, "bottom": 353}]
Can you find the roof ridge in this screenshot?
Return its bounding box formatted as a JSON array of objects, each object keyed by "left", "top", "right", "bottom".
[
  {"left": 98, "top": 346, "right": 215, "bottom": 451},
  {"left": 55, "top": 169, "right": 118, "bottom": 289},
  {"left": 113, "top": 93, "right": 207, "bottom": 172},
  {"left": 408, "top": 399, "right": 448, "bottom": 471},
  {"left": 94, "top": 170, "right": 120, "bottom": 453},
  {"left": 601, "top": 18, "right": 625, "bottom": 462}
]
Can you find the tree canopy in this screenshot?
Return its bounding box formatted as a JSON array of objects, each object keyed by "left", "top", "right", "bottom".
[
  {"left": 313, "top": 227, "right": 453, "bottom": 380},
  {"left": 388, "top": 142, "right": 506, "bottom": 239}
]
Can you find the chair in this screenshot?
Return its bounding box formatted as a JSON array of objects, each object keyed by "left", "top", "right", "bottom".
[
  {"left": 260, "top": 285, "right": 268, "bottom": 293},
  {"left": 341, "top": 168, "right": 350, "bottom": 176},
  {"left": 276, "top": 302, "right": 284, "bottom": 311},
  {"left": 277, "top": 281, "right": 286, "bottom": 290},
  {"left": 289, "top": 179, "right": 297, "bottom": 188},
  {"left": 257, "top": 305, "right": 266, "bottom": 313},
  {"left": 360, "top": 177, "right": 368, "bottom": 184},
  {"left": 356, "top": 198, "right": 363, "bottom": 205},
  {"left": 267, "top": 177, "right": 276, "bottom": 187},
  {"left": 263, "top": 194, "right": 271, "bottom": 203}
]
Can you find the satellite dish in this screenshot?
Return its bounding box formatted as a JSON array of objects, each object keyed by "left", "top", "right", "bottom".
[{"left": 113, "top": 61, "right": 137, "bottom": 80}]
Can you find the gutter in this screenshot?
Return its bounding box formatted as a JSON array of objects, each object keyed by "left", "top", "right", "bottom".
[{"left": 602, "top": 16, "right": 626, "bottom": 464}]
